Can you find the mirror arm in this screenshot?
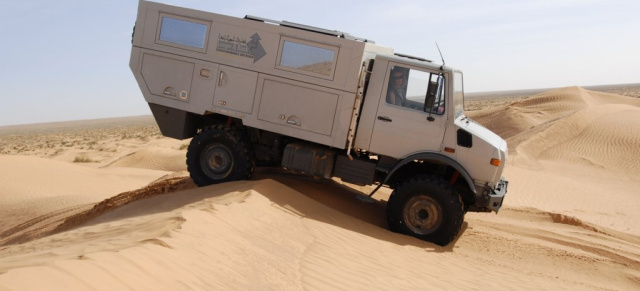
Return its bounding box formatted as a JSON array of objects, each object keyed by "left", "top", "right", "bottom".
[{"left": 425, "top": 94, "right": 435, "bottom": 122}]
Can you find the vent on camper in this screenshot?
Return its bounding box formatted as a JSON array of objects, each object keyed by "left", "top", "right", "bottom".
[{"left": 244, "top": 15, "right": 374, "bottom": 43}]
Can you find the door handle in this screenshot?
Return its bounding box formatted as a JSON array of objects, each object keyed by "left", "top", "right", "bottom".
[
  {"left": 286, "top": 115, "right": 301, "bottom": 126},
  {"left": 377, "top": 116, "right": 392, "bottom": 122},
  {"left": 218, "top": 71, "right": 227, "bottom": 86},
  {"left": 162, "top": 87, "right": 176, "bottom": 97}
]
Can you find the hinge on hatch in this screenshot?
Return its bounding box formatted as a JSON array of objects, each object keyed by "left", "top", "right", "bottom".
[{"left": 346, "top": 60, "right": 371, "bottom": 160}]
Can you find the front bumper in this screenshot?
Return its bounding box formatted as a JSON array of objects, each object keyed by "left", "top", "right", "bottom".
[{"left": 484, "top": 177, "right": 508, "bottom": 212}]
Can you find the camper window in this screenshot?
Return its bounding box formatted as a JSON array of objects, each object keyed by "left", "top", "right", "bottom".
[
  {"left": 277, "top": 38, "right": 338, "bottom": 79},
  {"left": 158, "top": 16, "right": 208, "bottom": 50}
]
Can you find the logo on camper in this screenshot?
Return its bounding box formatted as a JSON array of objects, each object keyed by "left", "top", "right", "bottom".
[{"left": 216, "top": 33, "right": 266, "bottom": 63}]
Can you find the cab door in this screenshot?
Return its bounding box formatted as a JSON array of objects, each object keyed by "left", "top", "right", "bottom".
[{"left": 368, "top": 64, "right": 448, "bottom": 159}]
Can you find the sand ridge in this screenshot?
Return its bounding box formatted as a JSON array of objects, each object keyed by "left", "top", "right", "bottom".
[
  {"left": 1, "top": 176, "right": 639, "bottom": 290},
  {"left": 0, "top": 155, "right": 172, "bottom": 240},
  {"left": 1, "top": 86, "right": 640, "bottom": 290},
  {"left": 103, "top": 147, "right": 188, "bottom": 172},
  {"left": 468, "top": 87, "right": 640, "bottom": 174}
]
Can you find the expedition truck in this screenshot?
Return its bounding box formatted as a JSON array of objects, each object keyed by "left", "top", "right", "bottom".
[{"left": 129, "top": 0, "right": 508, "bottom": 246}]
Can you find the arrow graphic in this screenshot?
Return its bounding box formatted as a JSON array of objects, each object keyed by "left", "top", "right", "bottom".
[{"left": 248, "top": 33, "right": 266, "bottom": 63}]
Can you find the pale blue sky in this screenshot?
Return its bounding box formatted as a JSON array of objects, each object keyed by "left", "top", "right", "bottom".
[{"left": 0, "top": 0, "right": 638, "bottom": 126}]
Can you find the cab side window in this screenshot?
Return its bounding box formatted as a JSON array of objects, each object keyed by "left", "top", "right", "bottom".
[{"left": 386, "top": 66, "right": 445, "bottom": 115}]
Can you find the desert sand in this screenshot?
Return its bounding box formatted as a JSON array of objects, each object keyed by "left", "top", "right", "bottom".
[{"left": 1, "top": 86, "right": 639, "bottom": 290}]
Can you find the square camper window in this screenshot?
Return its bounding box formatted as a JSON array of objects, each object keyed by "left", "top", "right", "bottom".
[
  {"left": 158, "top": 15, "right": 209, "bottom": 51},
  {"left": 277, "top": 38, "right": 338, "bottom": 79}
]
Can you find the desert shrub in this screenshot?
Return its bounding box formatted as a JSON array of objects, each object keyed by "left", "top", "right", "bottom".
[{"left": 73, "top": 156, "right": 96, "bottom": 163}]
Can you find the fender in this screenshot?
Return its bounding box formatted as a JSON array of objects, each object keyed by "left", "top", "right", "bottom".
[{"left": 384, "top": 152, "right": 477, "bottom": 194}]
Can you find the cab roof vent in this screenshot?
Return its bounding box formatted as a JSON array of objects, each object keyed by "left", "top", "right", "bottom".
[{"left": 394, "top": 53, "right": 433, "bottom": 63}]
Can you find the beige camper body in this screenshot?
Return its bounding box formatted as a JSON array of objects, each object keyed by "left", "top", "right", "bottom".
[{"left": 130, "top": 0, "right": 393, "bottom": 148}]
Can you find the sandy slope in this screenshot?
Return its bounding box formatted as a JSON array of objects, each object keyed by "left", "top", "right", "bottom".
[
  {"left": 1, "top": 86, "right": 639, "bottom": 290},
  {"left": 103, "top": 147, "right": 188, "bottom": 172},
  {"left": 468, "top": 87, "right": 640, "bottom": 235},
  {"left": 0, "top": 155, "right": 172, "bottom": 245}
]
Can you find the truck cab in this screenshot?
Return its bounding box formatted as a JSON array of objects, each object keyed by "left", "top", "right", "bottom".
[{"left": 357, "top": 55, "right": 508, "bottom": 213}]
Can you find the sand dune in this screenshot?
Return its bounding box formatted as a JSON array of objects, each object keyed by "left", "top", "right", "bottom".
[
  {"left": 469, "top": 87, "right": 639, "bottom": 136},
  {"left": 0, "top": 155, "right": 172, "bottom": 246},
  {"left": 1, "top": 86, "right": 640, "bottom": 290},
  {"left": 468, "top": 87, "right": 640, "bottom": 175},
  {"left": 1, "top": 176, "right": 639, "bottom": 290},
  {"left": 468, "top": 86, "right": 640, "bottom": 236},
  {"left": 103, "top": 147, "right": 187, "bottom": 172},
  {"left": 522, "top": 104, "right": 640, "bottom": 176}
]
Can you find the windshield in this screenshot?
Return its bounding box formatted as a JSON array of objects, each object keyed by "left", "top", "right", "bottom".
[{"left": 453, "top": 71, "right": 464, "bottom": 118}]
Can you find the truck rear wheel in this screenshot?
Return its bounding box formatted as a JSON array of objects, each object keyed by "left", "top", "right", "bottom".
[
  {"left": 386, "top": 175, "right": 464, "bottom": 246},
  {"left": 187, "top": 125, "right": 254, "bottom": 186}
]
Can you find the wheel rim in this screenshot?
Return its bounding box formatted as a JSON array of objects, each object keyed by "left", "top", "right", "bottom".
[
  {"left": 403, "top": 195, "right": 443, "bottom": 235},
  {"left": 200, "top": 143, "right": 234, "bottom": 179}
]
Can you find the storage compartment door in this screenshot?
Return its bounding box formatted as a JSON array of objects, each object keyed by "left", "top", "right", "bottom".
[
  {"left": 258, "top": 79, "right": 338, "bottom": 136},
  {"left": 213, "top": 65, "right": 258, "bottom": 114},
  {"left": 141, "top": 53, "right": 194, "bottom": 101}
]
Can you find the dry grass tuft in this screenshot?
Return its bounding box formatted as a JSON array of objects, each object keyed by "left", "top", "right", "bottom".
[{"left": 73, "top": 156, "right": 97, "bottom": 163}]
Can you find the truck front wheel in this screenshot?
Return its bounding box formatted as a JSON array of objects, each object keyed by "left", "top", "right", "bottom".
[
  {"left": 187, "top": 125, "right": 254, "bottom": 186},
  {"left": 387, "top": 175, "right": 464, "bottom": 246}
]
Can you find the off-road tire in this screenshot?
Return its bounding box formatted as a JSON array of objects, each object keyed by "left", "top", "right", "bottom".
[
  {"left": 387, "top": 175, "right": 464, "bottom": 246},
  {"left": 187, "top": 125, "right": 254, "bottom": 187}
]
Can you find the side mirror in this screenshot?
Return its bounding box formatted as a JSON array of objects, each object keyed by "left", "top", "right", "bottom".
[{"left": 425, "top": 74, "right": 444, "bottom": 122}]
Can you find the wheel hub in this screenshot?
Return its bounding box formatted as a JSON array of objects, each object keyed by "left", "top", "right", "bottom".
[
  {"left": 418, "top": 209, "right": 429, "bottom": 219},
  {"left": 201, "top": 143, "right": 234, "bottom": 179},
  {"left": 404, "top": 195, "right": 442, "bottom": 235}
]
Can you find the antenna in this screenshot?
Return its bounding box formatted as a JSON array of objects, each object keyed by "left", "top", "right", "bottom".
[{"left": 435, "top": 42, "right": 445, "bottom": 70}]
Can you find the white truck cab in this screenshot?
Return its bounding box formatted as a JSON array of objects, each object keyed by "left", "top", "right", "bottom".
[
  {"left": 357, "top": 55, "right": 508, "bottom": 212},
  {"left": 130, "top": 0, "right": 508, "bottom": 246}
]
